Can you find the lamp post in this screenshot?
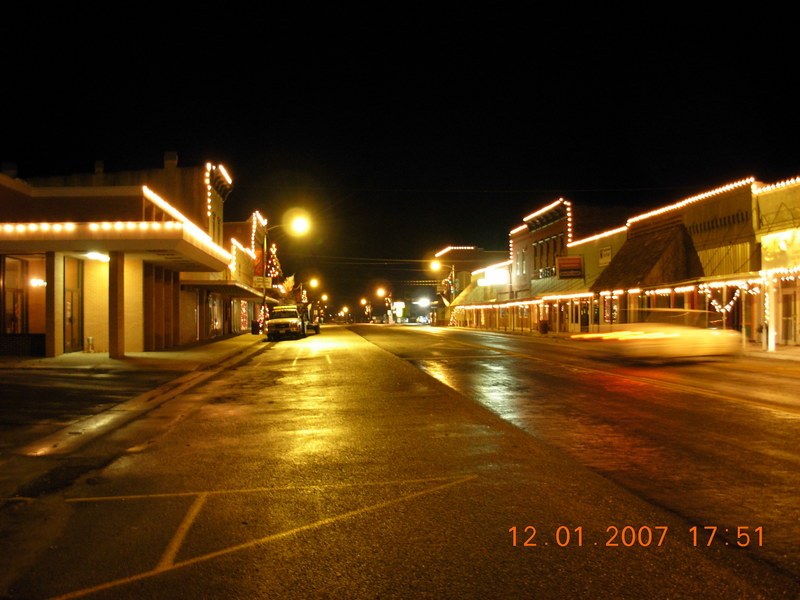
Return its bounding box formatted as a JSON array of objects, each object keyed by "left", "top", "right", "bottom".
[
  {"left": 430, "top": 260, "right": 457, "bottom": 326},
  {"left": 376, "top": 287, "right": 393, "bottom": 324},
  {"left": 361, "top": 297, "right": 373, "bottom": 322},
  {"left": 258, "top": 212, "right": 312, "bottom": 332},
  {"left": 430, "top": 260, "right": 456, "bottom": 302}
]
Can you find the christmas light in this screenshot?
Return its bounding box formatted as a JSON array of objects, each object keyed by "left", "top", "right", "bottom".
[
  {"left": 434, "top": 246, "right": 476, "bottom": 257},
  {"left": 627, "top": 178, "right": 755, "bottom": 225}
]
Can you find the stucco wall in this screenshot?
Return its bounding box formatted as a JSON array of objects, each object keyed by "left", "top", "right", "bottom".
[
  {"left": 83, "top": 259, "right": 109, "bottom": 352},
  {"left": 124, "top": 257, "right": 144, "bottom": 352}
]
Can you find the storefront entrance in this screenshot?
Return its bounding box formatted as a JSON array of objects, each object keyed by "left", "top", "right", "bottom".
[
  {"left": 64, "top": 256, "right": 83, "bottom": 353},
  {"left": 781, "top": 290, "right": 797, "bottom": 345}
]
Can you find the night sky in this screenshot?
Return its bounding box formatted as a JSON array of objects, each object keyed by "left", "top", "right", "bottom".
[{"left": 4, "top": 16, "right": 799, "bottom": 308}]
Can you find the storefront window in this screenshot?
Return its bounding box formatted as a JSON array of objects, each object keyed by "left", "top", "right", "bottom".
[
  {"left": 3, "top": 257, "right": 24, "bottom": 334},
  {"left": 2, "top": 255, "right": 47, "bottom": 335}
]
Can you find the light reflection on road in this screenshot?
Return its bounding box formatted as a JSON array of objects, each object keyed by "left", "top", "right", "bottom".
[{"left": 403, "top": 332, "right": 800, "bottom": 577}]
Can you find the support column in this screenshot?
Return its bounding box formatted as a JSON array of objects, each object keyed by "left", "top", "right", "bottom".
[
  {"left": 143, "top": 263, "right": 154, "bottom": 351},
  {"left": 109, "top": 251, "right": 125, "bottom": 359},
  {"left": 45, "top": 252, "right": 59, "bottom": 357},
  {"left": 154, "top": 266, "right": 165, "bottom": 349},
  {"left": 767, "top": 278, "right": 777, "bottom": 352}
]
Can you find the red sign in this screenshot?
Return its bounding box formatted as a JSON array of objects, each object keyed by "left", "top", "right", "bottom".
[{"left": 557, "top": 256, "right": 584, "bottom": 279}]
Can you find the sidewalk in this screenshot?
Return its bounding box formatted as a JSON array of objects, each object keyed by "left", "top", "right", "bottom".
[
  {"left": 450, "top": 325, "right": 800, "bottom": 362},
  {"left": 0, "top": 334, "right": 270, "bottom": 501},
  {"left": 0, "top": 333, "right": 267, "bottom": 372},
  {"left": 3, "top": 329, "right": 799, "bottom": 373}
]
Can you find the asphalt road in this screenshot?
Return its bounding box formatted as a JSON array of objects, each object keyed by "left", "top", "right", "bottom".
[
  {"left": 352, "top": 324, "right": 800, "bottom": 581},
  {"left": 0, "top": 325, "right": 798, "bottom": 599}
]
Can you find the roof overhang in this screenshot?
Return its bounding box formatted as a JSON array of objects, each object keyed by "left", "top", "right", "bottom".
[
  {"left": 0, "top": 222, "right": 231, "bottom": 272},
  {"left": 180, "top": 279, "right": 274, "bottom": 300}
]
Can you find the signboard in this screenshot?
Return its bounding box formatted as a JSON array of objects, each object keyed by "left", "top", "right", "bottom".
[
  {"left": 477, "top": 266, "right": 510, "bottom": 287},
  {"left": 599, "top": 246, "right": 612, "bottom": 266},
  {"left": 557, "top": 256, "right": 584, "bottom": 279},
  {"left": 762, "top": 229, "right": 800, "bottom": 271}
]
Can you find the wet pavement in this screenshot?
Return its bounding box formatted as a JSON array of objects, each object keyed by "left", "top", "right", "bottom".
[
  {"left": 2, "top": 326, "right": 798, "bottom": 598},
  {"left": 0, "top": 335, "right": 267, "bottom": 500},
  {"left": 1, "top": 329, "right": 798, "bottom": 500}
]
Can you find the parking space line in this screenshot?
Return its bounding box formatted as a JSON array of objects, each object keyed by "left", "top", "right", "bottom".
[
  {"left": 65, "top": 475, "right": 469, "bottom": 503},
  {"left": 49, "top": 475, "right": 477, "bottom": 600},
  {"left": 156, "top": 492, "right": 208, "bottom": 570}
]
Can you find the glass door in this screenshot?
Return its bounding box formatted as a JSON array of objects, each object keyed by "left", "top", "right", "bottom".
[
  {"left": 64, "top": 257, "right": 83, "bottom": 353},
  {"left": 781, "top": 292, "right": 796, "bottom": 345}
]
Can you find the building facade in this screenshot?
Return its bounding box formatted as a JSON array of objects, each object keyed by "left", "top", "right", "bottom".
[
  {"left": 0, "top": 155, "right": 267, "bottom": 358},
  {"left": 452, "top": 175, "right": 800, "bottom": 352}
]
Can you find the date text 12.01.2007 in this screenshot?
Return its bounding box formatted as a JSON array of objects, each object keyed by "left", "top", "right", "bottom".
[{"left": 508, "top": 525, "right": 763, "bottom": 548}]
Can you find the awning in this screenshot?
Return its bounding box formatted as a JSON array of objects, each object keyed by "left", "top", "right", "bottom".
[{"left": 181, "top": 279, "right": 274, "bottom": 301}]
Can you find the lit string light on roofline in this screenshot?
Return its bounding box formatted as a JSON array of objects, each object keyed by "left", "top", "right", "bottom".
[
  {"left": 509, "top": 198, "right": 572, "bottom": 261},
  {"left": 2, "top": 222, "right": 77, "bottom": 232},
  {"left": 626, "top": 178, "right": 755, "bottom": 225},
  {"left": 453, "top": 279, "right": 764, "bottom": 313},
  {"left": 568, "top": 226, "right": 628, "bottom": 248},
  {"left": 204, "top": 163, "right": 233, "bottom": 218},
  {"left": 568, "top": 178, "right": 764, "bottom": 247},
  {"left": 753, "top": 176, "right": 800, "bottom": 194},
  {"left": 1, "top": 221, "right": 187, "bottom": 234},
  {"left": 434, "top": 246, "right": 476, "bottom": 257},
  {"left": 250, "top": 211, "right": 268, "bottom": 253},
  {"left": 229, "top": 237, "right": 256, "bottom": 273},
  {"left": 142, "top": 186, "right": 231, "bottom": 260}
]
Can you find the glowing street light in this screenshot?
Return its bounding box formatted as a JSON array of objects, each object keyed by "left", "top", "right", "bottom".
[
  {"left": 256, "top": 210, "right": 313, "bottom": 333},
  {"left": 290, "top": 216, "right": 310, "bottom": 235},
  {"left": 283, "top": 208, "right": 312, "bottom": 236}
]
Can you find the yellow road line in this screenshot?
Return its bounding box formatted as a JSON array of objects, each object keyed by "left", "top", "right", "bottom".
[
  {"left": 65, "top": 475, "right": 474, "bottom": 503},
  {"left": 48, "top": 475, "right": 477, "bottom": 600},
  {"left": 157, "top": 492, "right": 208, "bottom": 570}
]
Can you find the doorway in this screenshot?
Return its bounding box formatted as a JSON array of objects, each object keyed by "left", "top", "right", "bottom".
[{"left": 64, "top": 257, "right": 83, "bottom": 353}]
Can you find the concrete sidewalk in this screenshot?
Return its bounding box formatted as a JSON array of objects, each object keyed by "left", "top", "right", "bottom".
[
  {"left": 0, "top": 333, "right": 267, "bottom": 372},
  {"left": 449, "top": 325, "right": 800, "bottom": 362},
  {"left": 2, "top": 329, "right": 799, "bottom": 374},
  {"left": 0, "top": 334, "right": 271, "bottom": 500}
]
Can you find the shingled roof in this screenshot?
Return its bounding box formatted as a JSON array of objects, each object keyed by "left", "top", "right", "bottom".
[{"left": 590, "top": 224, "right": 704, "bottom": 291}]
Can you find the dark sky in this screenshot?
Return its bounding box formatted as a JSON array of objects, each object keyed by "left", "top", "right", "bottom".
[{"left": 4, "top": 16, "right": 799, "bottom": 307}]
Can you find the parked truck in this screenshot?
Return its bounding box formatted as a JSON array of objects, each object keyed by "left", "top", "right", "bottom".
[{"left": 266, "top": 303, "right": 320, "bottom": 341}]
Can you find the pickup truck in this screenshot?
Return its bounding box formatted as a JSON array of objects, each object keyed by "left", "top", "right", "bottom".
[{"left": 266, "top": 304, "right": 320, "bottom": 341}]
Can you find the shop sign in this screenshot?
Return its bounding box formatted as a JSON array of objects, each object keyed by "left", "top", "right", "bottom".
[
  {"left": 557, "top": 256, "right": 584, "bottom": 279},
  {"left": 599, "top": 246, "right": 612, "bottom": 266}
]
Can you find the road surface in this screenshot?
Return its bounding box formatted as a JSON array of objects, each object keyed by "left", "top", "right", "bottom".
[{"left": 0, "top": 325, "right": 797, "bottom": 599}]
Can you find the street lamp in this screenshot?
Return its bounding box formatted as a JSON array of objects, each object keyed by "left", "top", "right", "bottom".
[
  {"left": 376, "top": 287, "right": 393, "bottom": 324},
  {"left": 257, "top": 212, "right": 312, "bottom": 332},
  {"left": 361, "top": 297, "right": 373, "bottom": 322},
  {"left": 430, "top": 260, "right": 456, "bottom": 302}
]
